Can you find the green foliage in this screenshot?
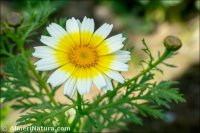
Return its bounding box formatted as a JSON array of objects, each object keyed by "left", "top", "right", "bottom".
[
  {"left": 21, "top": 1, "right": 55, "bottom": 40},
  {"left": 0, "top": 1, "right": 55, "bottom": 58},
  {"left": 0, "top": 52, "right": 56, "bottom": 113},
  {"left": 17, "top": 103, "right": 69, "bottom": 127},
  {"left": 0, "top": 1, "right": 185, "bottom": 132}
]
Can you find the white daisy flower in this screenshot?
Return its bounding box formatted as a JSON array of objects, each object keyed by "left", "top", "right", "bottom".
[{"left": 33, "top": 17, "right": 131, "bottom": 97}]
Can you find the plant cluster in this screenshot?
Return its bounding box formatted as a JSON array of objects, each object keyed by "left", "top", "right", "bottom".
[{"left": 0, "top": 1, "right": 185, "bottom": 132}]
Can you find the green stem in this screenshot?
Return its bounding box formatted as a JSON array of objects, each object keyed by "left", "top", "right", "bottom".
[
  {"left": 90, "top": 98, "right": 130, "bottom": 113},
  {"left": 19, "top": 45, "right": 58, "bottom": 107},
  {"left": 70, "top": 93, "right": 82, "bottom": 132},
  {"left": 29, "top": 55, "right": 58, "bottom": 107},
  {"left": 88, "top": 96, "right": 146, "bottom": 113},
  {"left": 124, "top": 49, "right": 171, "bottom": 86},
  {"left": 37, "top": 105, "right": 75, "bottom": 125},
  {"left": 77, "top": 92, "right": 83, "bottom": 113},
  {"left": 85, "top": 49, "right": 172, "bottom": 113},
  {"left": 70, "top": 112, "right": 79, "bottom": 132}
]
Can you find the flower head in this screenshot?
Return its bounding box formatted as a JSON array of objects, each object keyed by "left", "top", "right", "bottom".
[
  {"left": 33, "top": 17, "right": 131, "bottom": 97},
  {"left": 6, "top": 12, "right": 23, "bottom": 27},
  {"left": 163, "top": 36, "right": 182, "bottom": 51}
]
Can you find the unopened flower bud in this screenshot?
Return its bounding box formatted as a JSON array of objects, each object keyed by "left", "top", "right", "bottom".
[
  {"left": 163, "top": 36, "right": 182, "bottom": 51},
  {"left": 6, "top": 12, "right": 23, "bottom": 27}
]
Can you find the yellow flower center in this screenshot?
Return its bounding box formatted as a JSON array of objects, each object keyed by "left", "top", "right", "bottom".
[{"left": 69, "top": 45, "right": 98, "bottom": 68}]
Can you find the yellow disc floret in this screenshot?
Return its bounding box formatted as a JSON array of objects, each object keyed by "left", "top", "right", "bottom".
[{"left": 69, "top": 45, "right": 98, "bottom": 68}]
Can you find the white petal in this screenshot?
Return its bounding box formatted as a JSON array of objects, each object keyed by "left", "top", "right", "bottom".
[
  {"left": 34, "top": 56, "right": 59, "bottom": 71},
  {"left": 89, "top": 23, "right": 113, "bottom": 47},
  {"left": 32, "top": 46, "right": 54, "bottom": 58},
  {"left": 80, "top": 17, "right": 94, "bottom": 45},
  {"left": 35, "top": 64, "right": 58, "bottom": 71},
  {"left": 76, "top": 19, "right": 81, "bottom": 29},
  {"left": 34, "top": 56, "right": 56, "bottom": 65},
  {"left": 96, "top": 34, "right": 125, "bottom": 55},
  {"left": 114, "top": 54, "right": 131, "bottom": 63},
  {"left": 108, "top": 44, "right": 124, "bottom": 53},
  {"left": 76, "top": 68, "right": 92, "bottom": 94},
  {"left": 76, "top": 69, "right": 86, "bottom": 94},
  {"left": 64, "top": 77, "right": 77, "bottom": 97},
  {"left": 102, "top": 75, "right": 113, "bottom": 92},
  {"left": 109, "top": 61, "right": 129, "bottom": 71},
  {"left": 106, "top": 34, "right": 122, "bottom": 44},
  {"left": 114, "top": 50, "right": 131, "bottom": 63},
  {"left": 115, "top": 50, "right": 130, "bottom": 55},
  {"left": 93, "top": 72, "right": 107, "bottom": 90},
  {"left": 47, "top": 67, "right": 72, "bottom": 87},
  {"left": 80, "top": 16, "right": 87, "bottom": 31},
  {"left": 66, "top": 17, "right": 80, "bottom": 44},
  {"left": 86, "top": 78, "right": 92, "bottom": 93},
  {"left": 114, "top": 54, "right": 131, "bottom": 58},
  {"left": 47, "top": 23, "right": 67, "bottom": 38},
  {"left": 105, "top": 34, "right": 125, "bottom": 53},
  {"left": 105, "top": 70, "right": 125, "bottom": 83},
  {"left": 66, "top": 17, "right": 80, "bottom": 33},
  {"left": 81, "top": 17, "right": 94, "bottom": 33},
  {"left": 40, "top": 35, "right": 58, "bottom": 49},
  {"left": 115, "top": 57, "right": 131, "bottom": 63},
  {"left": 77, "top": 78, "right": 92, "bottom": 94},
  {"left": 94, "top": 23, "right": 113, "bottom": 39}
]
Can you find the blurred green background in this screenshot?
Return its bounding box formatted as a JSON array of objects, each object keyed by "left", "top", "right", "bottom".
[{"left": 0, "top": 0, "right": 199, "bottom": 132}]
